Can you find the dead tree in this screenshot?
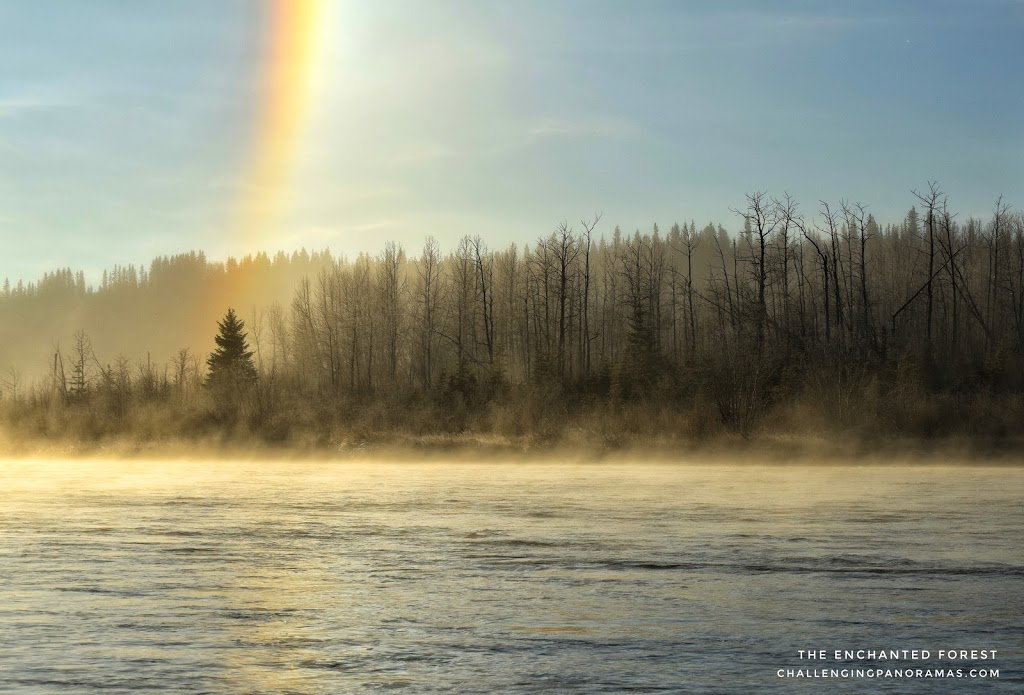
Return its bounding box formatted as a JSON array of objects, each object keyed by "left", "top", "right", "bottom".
[
  {"left": 913, "top": 182, "right": 944, "bottom": 354},
  {"left": 732, "top": 192, "right": 780, "bottom": 351}
]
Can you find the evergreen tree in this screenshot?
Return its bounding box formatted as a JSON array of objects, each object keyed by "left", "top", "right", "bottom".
[{"left": 206, "top": 308, "right": 257, "bottom": 386}]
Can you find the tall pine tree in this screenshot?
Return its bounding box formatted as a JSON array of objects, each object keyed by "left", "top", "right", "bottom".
[{"left": 206, "top": 308, "right": 257, "bottom": 386}]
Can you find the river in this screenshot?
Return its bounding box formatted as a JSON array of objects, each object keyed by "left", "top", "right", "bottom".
[{"left": 0, "top": 458, "right": 1020, "bottom": 693}]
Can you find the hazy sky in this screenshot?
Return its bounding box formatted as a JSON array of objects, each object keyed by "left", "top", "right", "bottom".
[{"left": 1, "top": 0, "right": 1022, "bottom": 284}]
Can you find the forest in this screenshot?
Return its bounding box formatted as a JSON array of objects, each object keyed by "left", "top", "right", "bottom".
[{"left": 3, "top": 184, "right": 1024, "bottom": 454}]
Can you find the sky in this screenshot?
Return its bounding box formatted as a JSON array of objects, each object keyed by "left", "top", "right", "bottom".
[{"left": 1, "top": 0, "right": 1022, "bottom": 284}]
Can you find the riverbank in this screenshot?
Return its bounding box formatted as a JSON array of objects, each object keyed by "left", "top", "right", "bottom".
[{"left": 4, "top": 382, "right": 1024, "bottom": 463}]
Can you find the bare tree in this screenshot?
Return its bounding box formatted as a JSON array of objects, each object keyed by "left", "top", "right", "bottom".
[
  {"left": 913, "top": 181, "right": 944, "bottom": 353},
  {"left": 732, "top": 192, "right": 780, "bottom": 349}
]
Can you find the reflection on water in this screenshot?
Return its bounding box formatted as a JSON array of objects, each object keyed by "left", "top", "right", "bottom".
[{"left": 0, "top": 459, "right": 1021, "bottom": 693}]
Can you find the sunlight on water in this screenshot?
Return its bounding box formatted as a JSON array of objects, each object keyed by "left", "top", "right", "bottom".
[{"left": 0, "top": 459, "right": 1021, "bottom": 693}]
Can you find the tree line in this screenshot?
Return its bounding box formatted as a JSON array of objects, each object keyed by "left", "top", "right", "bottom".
[{"left": 3, "top": 184, "right": 1024, "bottom": 450}]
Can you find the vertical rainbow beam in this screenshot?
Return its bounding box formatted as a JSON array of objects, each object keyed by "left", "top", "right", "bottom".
[
  {"left": 205, "top": 0, "right": 321, "bottom": 347},
  {"left": 236, "top": 0, "right": 322, "bottom": 249}
]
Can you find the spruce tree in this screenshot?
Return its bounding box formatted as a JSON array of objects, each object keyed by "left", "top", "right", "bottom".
[{"left": 206, "top": 308, "right": 257, "bottom": 386}]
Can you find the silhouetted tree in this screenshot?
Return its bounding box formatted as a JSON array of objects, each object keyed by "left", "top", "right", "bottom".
[{"left": 206, "top": 308, "right": 257, "bottom": 388}]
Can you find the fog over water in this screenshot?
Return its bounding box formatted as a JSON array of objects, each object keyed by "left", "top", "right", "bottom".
[{"left": 0, "top": 459, "right": 1021, "bottom": 693}]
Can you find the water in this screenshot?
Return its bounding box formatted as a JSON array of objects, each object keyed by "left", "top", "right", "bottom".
[{"left": 0, "top": 459, "right": 1021, "bottom": 693}]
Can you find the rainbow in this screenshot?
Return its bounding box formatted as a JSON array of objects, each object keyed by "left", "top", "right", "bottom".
[
  {"left": 235, "top": 0, "right": 323, "bottom": 248},
  {"left": 200, "top": 0, "right": 323, "bottom": 343}
]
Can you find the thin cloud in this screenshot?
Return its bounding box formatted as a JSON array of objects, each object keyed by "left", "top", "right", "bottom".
[
  {"left": 277, "top": 220, "right": 399, "bottom": 249},
  {"left": 713, "top": 6, "right": 895, "bottom": 31},
  {"left": 391, "top": 115, "right": 639, "bottom": 165},
  {"left": 391, "top": 143, "right": 460, "bottom": 165},
  {"left": 526, "top": 116, "right": 637, "bottom": 140},
  {"left": 0, "top": 96, "right": 69, "bottom": 119}
]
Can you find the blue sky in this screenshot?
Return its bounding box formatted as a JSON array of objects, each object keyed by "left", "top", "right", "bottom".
[{"left": 1, "top": 0, "right": 1022, "bottom": 283}]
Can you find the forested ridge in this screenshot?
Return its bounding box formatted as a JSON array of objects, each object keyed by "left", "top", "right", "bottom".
[{"left": 3, "top": 185, "right": 1024, "bottom": 453}]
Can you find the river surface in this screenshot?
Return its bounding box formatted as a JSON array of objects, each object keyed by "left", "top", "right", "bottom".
[{"left": 0, "top": 459, "right": 1021, "bottom": 693}]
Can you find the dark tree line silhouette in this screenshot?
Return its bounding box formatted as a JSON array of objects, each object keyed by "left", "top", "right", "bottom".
[{"left": 3, "top": 185, "right": 1024, "bottom": 451}]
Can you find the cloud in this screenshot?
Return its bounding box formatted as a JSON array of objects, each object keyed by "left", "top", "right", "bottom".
[
  {"left": 0, "top": 95, "right": 68, "bottom": 119},
  {"left": 390, "top": 142, "right": 460, "bottom": 165},
  {"left": 276, "top": 220, "right": 400, "bottom": 250},
  {"left": 390, "top": 115, "right": 639, "bottom": 166},
  {"left": 0, "top": 80, "right": 90, "bottom": 119},
  {"left": 526, "top": 116, "right": 637, "bottom": 141}
]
